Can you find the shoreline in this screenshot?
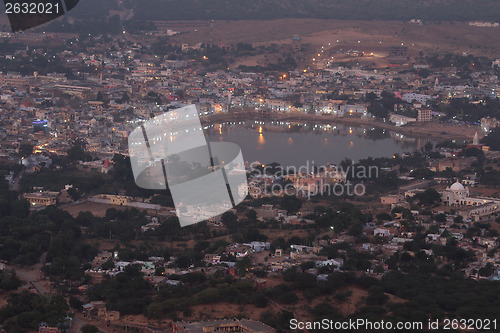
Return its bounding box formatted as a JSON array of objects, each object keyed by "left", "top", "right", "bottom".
[{"left": 202, "top": 111, "right": 479, "bottom": 142}]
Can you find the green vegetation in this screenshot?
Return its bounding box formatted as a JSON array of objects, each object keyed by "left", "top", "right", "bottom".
[
  {"left": 81, "top": 324, "right": 99, "bottom": 333},
  {"left": 0, "top": 270, "right": 22, "bottom": 292},
  {"left": 481, "top": 127, "right": 500, "bottom": 151},
  {"left": 88, "top": 265, "right": 152, "bottom": 315},
  {"left": 438, "top": 98, "right": 500, "bottom": 123},
  {"left": 0, "top": 291, "right": 69, "bottom": 333},
  {"left": 19, "top": 154, "right": 167, "bottom": 198}
]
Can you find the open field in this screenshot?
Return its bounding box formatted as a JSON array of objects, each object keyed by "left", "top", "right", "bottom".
[
  {"left": 168, "top": 19, "right": 500, "bottom": 57},
  {"left": 61, "top": 201, "right": 128, "bottom": 218}
]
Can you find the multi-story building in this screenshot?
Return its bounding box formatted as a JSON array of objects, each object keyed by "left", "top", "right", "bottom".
[{"left": 417, "top": 108, "right": 432, "bottom": 122}]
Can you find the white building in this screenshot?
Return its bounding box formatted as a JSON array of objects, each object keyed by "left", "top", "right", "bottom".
[
  {"left": 389, "top": 113, "right": 417, "bottom": 126},
  {"left": 401, "top": 93, "right": 433, "bottom": 105},
  {"left": 374, "top": 228, "right": 390, "bottom": 237},
  {"left": 442, "top": 181, "right": 470, "bottom": 206}
]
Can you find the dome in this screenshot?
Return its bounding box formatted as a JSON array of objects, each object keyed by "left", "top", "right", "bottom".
[{"left": 450, "top": 181, "right": 465, "bottom": 191}]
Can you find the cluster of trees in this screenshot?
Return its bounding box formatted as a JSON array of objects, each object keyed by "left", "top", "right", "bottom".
[
  {"left": 438, "top": 98, "right": 500, "bottom": 122},
  {"left": 0, "top": 270, "right": 22, "bottom": 292},
  {"left": 83, "top": 240, "right": 500, "bottom": 326},
  {"left": 426, "top": 54, "right": 492, "bottom": 72},
  {"left": 19, "top": 154, "right": 170, "bottom": 199},
  {"left": 0, "top": 292, "right": 69, "bottom": 333},
  {"left": 0, "top": 50, "right": 70, "bottom": 76},
  {"left": 90, "top": 268, "right": 267, "bottom": 320},
  {"left": 88, "top": 265, "right": 152, "bottom": 315},
  {"left": 481, "top": 128, "right": 500, "bottom": 151},
  {"left": 0, "top": 170, "right": 99, "bottom": 278},
  {"left": 367, "top": 91, "right": 399, "bottom": 119},
  {"left": 267, "top": 270, "right": 500, "bottom": 327}
]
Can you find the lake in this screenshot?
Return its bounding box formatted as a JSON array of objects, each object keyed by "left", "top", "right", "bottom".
[{"left": 205, "top": 121, "right": 432, "bottom": 167}]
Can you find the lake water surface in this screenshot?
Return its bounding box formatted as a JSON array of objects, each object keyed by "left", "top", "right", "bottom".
[{"left": 205, "top": 121, "right": 432, "bottom": 167}]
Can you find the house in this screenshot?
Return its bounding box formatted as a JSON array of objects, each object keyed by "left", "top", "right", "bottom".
[
  {"left": 374, "top": 228, "right": 390, "bottom": 237},
  {"left": 381, "top": 195, "right": 401, "bottom": 205},
  {"left": 341, "top": 104, "right": 368, "bottom": 116},
  {"left": 93, "top": 251, "right": 113, "bottom": 265},
  {"left": 226, "top": 244, "right": 252, "bottom": 257},
  {"left": 315, "top": 258, "right": 344, "bottom": 269},
  {"left": 290, "top": 245, "right": 314, "bottom": 253},
  {"left": 39, "top": 325, "right": 60, "bottom": 333},
  {"left": 23, "top": 191, "right": 58, "bottom": 208},
  {"left": 203, "top": 254, "right": 221, "bottom": 264},
  {"left": 426, "top": 233, "right": 441, "bottom": 243},
  {"left": 141, "top": 220, "right": 161, "bottom": 233},
  {"left": 82, "top": 301, "right": 106, "bottom": 318},
  {"left": 389, "top": 113, "right": 416, "bottom": 126},
  {"left": 82, "top": 301, "right": 118, "bottom": 321},
  {"left": 244, "top": 242, "right": 270, "bottom": 252}
]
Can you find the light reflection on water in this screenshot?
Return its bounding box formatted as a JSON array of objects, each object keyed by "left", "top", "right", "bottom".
[{"left": 205, "top": 121, "right": 432, "bottom": 167}]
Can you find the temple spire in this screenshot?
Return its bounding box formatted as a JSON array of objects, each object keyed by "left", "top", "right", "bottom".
[{"left": 473, "top": 132, "right": 479, "bottom": 145}]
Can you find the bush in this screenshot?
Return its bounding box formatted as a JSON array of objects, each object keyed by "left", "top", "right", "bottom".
[
  {"left": 278, "top": 291, "right": 298, "bottom": 304},
  {"left": 81, "top": 324, "right": 99, "bottom": 333}
]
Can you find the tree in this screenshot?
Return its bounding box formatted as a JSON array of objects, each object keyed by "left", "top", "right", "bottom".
[
  {"left": 435, "top": 213, "right": 447, "bottom": 223},
  {"left": 81, "top": 324, "right": 99, "bottom": 333},
  {"left": 69, "top": 296, "right": 83, "bottom": 310},
  {"left": 278, "top": 291, "right": 298, "bottom": 304},
  {"left": 236, "top": 256, "right": 252, "bottom": 273},
  {"left": 414, "top": 188, "right": 441, "bottom": 206},
  {"left": 121, "top": 92, "right": 130, "bottom": 103},
  {"left": 246, "top": 209, "right": 258, "bottom": 221},
  {"left": 67, "top": 187, "right": 80, "bottom": 201},
  {"left": 478, "top": 263, "right": 495, "bottom": 277},
  {"left": 481, "top": 128, "right": 500, "bottom": 151},
  {"left": 19, "top": 143, "right": 34, "bottom": 158},
  {"left": 67, "top": 139, "right": 88, "bottom": 162},
  {"left": 281, "top": 195, "right": 302, "bottom": 213},
  {"left": 221, "top": 211, "right": 238, "bottom": 232},
  {"left": 348, "top": 222, "right": 363, "bottom": 237}
]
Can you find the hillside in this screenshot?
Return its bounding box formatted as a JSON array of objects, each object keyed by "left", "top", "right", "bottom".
[{"left": 119, "top": 0, "right": 500, "bottom": 22}]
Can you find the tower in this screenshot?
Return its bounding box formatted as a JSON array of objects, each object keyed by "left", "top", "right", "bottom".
[
  {"left": 473, "top": 132, "right": 479, "bottom": 145},
  {"left": 292, "top": 35, "right": 301, "bottom": 52}
]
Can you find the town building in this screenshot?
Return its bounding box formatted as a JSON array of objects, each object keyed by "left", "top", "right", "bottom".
[{"left": 173, "top": 320, "right": 275, "bottom": 333}]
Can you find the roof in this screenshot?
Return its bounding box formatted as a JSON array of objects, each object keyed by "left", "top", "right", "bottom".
[
  {"left": 175, "top": 319, "right": 275, "bottom": 333},
  {"left": 450, "top": 181, "right": 465, "bottom": 191}
]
